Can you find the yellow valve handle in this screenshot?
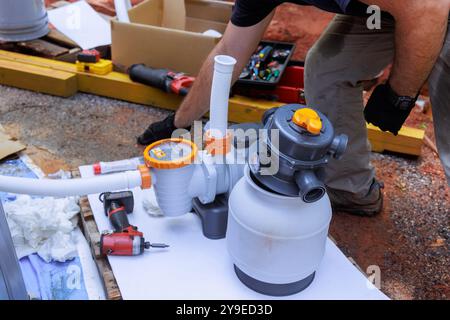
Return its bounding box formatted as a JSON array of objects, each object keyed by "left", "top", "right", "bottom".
[{"left": 292, "top": 108, "right": 322, "bottom": 135}]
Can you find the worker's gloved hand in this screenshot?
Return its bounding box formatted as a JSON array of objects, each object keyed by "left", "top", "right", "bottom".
[
  {"left": 364, "top": 83, "right": 418, "bottom": 136},
  {"left": 137, "top": 113, "right": 190, "bottom": 146}
]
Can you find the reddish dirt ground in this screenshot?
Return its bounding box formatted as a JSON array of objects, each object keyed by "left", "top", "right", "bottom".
[
  {"left": 265, "top": 4, "right": 335, "bottom": 61},
  {"left": 37, "top": 1, "right": 449, "bottom": 299}
]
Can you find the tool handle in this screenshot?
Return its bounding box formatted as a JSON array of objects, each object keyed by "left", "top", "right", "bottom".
[
  {"left": 170, "top": 75, "right": 194, "bottom": 96},
  {"left": 108, "top": 202, "right": 131, "bottom": 231},
  {"left": 129, "top": 64, "right": 170, "bottom": 92}
]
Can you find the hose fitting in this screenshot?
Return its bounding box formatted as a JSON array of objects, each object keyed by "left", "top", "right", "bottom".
[{"left": 294, "top": 170, "right": 326, "bottom": 203}]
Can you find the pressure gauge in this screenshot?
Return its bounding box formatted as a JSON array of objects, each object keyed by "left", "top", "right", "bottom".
[{"left": 143, "top": 138, "right": 197, "bottom": 169}]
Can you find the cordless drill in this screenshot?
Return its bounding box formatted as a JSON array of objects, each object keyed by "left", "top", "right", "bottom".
[
  {"left": 100, "top": 191, "right": 168, "bottom": 256},
  {"left": 128, "top": 64, "right": 195, "bottom": 96}
]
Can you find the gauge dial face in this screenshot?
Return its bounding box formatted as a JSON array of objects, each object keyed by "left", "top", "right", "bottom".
[
  {"left": 147, "top": 141, "right": 193, "bottom": 162},
  {"left": 144, "top": 138, "right": 197, "bottom": 169}
]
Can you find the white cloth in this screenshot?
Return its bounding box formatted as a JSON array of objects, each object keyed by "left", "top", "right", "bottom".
[{"left": 4, "top": 195, "right": 80, "bottom": 262}]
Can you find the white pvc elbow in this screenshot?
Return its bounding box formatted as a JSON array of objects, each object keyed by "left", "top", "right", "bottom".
[
  {"left": 209, "top": 55, "right": 237, "bottom": 139},
  {"left": 114, "top": 0, "right": 131, "bottom": 23}
]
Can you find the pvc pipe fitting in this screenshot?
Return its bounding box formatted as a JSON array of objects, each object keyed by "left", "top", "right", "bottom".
[
  {"left": 114, "top": 0, "right": 132, "bottom": 23},
  {"left": 204, "top": 130, "right": 233, "bottom": 156},
  {"left": 294, "top": 170, "right": 326, "bottom": 203},
  {"left": 209, "top": 55, "right": 237, "bottom": 139}
]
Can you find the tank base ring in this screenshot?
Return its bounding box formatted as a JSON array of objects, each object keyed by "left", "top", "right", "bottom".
[{"left": 234, "top": 265, "right": 315, "bottom": 296}]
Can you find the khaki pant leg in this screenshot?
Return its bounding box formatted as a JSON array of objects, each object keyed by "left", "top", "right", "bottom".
[{"left": 305, "top": 14, "right": 395, "bottom": 195}]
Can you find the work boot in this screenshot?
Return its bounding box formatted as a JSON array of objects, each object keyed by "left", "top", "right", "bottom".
[
  {"left": 326, "top": 179, "right": 384, "bottom": 217},
  {"left": 137, "top": 113, "right": 190, "bottom": 146}
]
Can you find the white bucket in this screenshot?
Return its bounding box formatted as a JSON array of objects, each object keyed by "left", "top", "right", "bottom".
[{"left": 0, "top": 0, "right": 49, "bottom": 41}]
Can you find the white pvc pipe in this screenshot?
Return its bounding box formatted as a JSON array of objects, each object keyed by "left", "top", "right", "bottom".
[
  {"left": 209, "top": 55, "right": 237, "bottom": 139},
  {"left": 0, "top": 170, "right": 142, "bottom": 198},
  {"left": 114, "top": 0, "right": 132, "bottom": 23}
]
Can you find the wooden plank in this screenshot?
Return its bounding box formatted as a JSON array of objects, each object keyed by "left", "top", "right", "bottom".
[
  {"left": 77, "top": 71, "right": 183, "bottom": 110},
  {"left": 15, "top": 39, "right": 69, "bottom": 58},
  {"left": 0, "top": 48, "right": 77, "bottom": 72},
  {"left": 0, "top": 49, "right": 424, "bottom": 156},
  {"left": 0, "top": 59, "right": 77, "bottom": 97},
  {"left": 367, "top": 124, "right": 424, "bottom": 156},
  {"left": 78, "top": 197, "right": 122, "bottom": 300},
  {"left": 44, "top": 29, "right": 79, "bottom": 49},
  {"left": 55, "top": 47, "right": 82, "bottom": 63},
  {"left": 73, "top": 169, "right": 122, "bottom": 300}
]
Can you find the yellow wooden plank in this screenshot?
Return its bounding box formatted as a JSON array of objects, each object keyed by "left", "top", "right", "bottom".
[
  {"left": 370, "top": 139, "right": 423, "bottom": 156},
  {"left": 77, "top": 71, "right": 183, "bottom": 109},
  {"left": 367, "top": 123, "right": 424, "bottom": 155},
  {"left": 0, "top": 49, "right": 77, "bottom": 73},
  {"left": 367, "top": 124, "right": 425, "bottom": 142},
  {"left": 0, "top": 59, "right": 77, "bottom": 97},
  {"left": 229, "top": 95, "right": 283, "bottom": 123}
]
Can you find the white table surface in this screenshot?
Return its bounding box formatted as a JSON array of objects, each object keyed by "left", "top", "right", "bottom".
[{"left": 80, "top": 165, "right": 388, "bottom": 300}]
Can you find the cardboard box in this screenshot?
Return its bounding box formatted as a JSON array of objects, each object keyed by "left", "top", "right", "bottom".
[
  {"left": 111, "top": 0, "right": 233, "bottom": 75},
  {"left": 0, "top": 126, "right": 26, "bottom": 160}
]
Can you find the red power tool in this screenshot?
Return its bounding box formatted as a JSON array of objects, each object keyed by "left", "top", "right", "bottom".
[
  {"left": 99, "top": 191, "right": 168, "bottom": 256},
  {"left": 128, "top": 64, "right": 195, "bottom": 96}
]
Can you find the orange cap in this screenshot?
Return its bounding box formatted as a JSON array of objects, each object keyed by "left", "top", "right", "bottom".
[
  {"left": 143, "top": 138, "right": 197, "bottom": 170},
  {"left": 93, "top": 163, "right": 101, "bottom": 175},
  {"left": 292, "top": 108, "right": 322, "bottom": 135},
  {"left": 204, "top": 130, "right": 233, "bottom": 156},
  {"left": 138, "top": 165, "right": 152, "bottom": 189}
]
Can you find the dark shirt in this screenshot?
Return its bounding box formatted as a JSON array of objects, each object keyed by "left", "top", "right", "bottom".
[{"left": 231, "top": 0, "right": 370, "bottom": 27}]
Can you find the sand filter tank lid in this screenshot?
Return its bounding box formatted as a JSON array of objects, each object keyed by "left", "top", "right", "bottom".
[
  {"left": 251, "top": 104, "right": 348, "bottom": 198},
  {"left": 0, "top": 0, "right": 49, "bottom": 42}
]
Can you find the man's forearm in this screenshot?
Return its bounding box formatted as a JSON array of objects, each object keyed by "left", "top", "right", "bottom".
[
  {"left": 174, "top": 41, "right": 251, "bottom": 128},
  {"left": 175, "top": 42, "right": 224, "bottom": 128},
  {"left": 389, "top": 3, "right": 449, "bottom": 96},
  {"left": 362, "top": 0, "right": 450, "bottom": 96},
  {"left": 174, "top": 12, "right": 275, "bottom": 128}
]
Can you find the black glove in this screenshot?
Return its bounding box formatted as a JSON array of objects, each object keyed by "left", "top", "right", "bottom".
[
  {"left": 364, "top": 83, "right": 418, "bottom": 135},
  {"left": 137, "top": 113, "right": 190, "bottom": 146}
]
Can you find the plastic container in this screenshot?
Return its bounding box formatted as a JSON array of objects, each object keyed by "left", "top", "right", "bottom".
[
  {"left": 236, "top": 40, "right": 295, "bottom": 88},
  {"left": 152, "top": 165, "right": 197, "bottom": 217},
  {"left": 227, "top": 166, "right": 332, "bottom": 296}
]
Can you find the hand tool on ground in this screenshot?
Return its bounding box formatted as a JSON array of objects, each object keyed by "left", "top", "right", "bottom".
[
  {"left": 99, "top": 191, "right": 168, "bottom": 256},
  {"left": 129, "top": 64, "right": 195, "bottom": 96}
]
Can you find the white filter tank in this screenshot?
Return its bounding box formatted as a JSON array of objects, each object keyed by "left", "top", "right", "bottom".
[
  {"left": 227, "top": 167, "right": 332, "bottom": 295},
  {"left": 226, "top": 105, "right": 348, "bottom": 296}
]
